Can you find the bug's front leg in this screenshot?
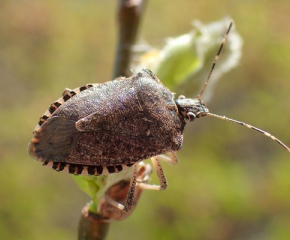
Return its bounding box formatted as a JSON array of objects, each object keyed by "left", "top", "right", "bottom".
[
  {"left": 157, "top": 152, "right": 179, "bottom": 165},
  {"left": 105, "top": 152, "right": 178, "bottom": 212},
  {"left": 136, "top": 152, "right": 178, "bottom": 191},
  {"left": 105, "top": 157, "right": 167, "bottom": 212}
]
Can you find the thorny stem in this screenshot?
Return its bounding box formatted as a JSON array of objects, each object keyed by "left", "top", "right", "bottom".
[
  {"left": 113, "top": 0, "right": 148, "bottom": 78},
  {"left": 78, "top": 1, "right": 147, "bottom": 239}
]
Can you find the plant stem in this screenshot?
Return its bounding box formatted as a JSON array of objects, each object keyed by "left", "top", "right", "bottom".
[
  {"left": 78, "top": 206, "right": 110, "bottom": 240},
  {"left": 113, "top": 0, "right": 148, "bottom": 78}
]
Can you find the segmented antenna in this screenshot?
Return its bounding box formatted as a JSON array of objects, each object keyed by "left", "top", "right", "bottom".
[
  {"left": 206, "top": 113, "right": 290, "bottom": 153},
  {"left": 196, "top": 20, "right": 290, "bottom": 153},
  {"left": 197, "top": 21, "right": 233, "bottom": 99}
]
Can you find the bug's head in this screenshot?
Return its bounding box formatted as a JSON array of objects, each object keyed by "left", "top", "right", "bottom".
[
  {"left": 174, "top": 22, "right": 233, "bottom": 123},
  {"left": 174, "top": 20, "right": 290, "bottom": 154},
  {"left": 175, "top": 95, "right": 208, "bottom": 122}
]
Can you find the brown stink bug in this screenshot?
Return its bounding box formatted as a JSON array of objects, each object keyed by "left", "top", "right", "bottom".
[{"left": 28, "top": 21, "right": 290, "bottom": 212}]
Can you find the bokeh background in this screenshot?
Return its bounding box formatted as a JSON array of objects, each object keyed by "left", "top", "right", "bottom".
[{"left": 1, "top": 0, "right": 290, "bottom": 239}]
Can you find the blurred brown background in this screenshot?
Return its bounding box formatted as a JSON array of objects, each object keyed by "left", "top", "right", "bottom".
[{"left": 1, "top": 0, "right": 290, "bottom": 239}]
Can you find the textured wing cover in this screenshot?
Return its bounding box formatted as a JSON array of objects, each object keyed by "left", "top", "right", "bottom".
[
  {"left": 28, "top": 117, "right": 80, "bottom": 161},
  {"left": 29, "top": 70, "right": 186, "bottom": 166}
]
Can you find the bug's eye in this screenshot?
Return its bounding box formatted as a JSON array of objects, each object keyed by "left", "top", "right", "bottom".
[
  {"left": 178, "top": 95, "right": 186, "bottom": 100},
  {"left": 186, "top": 112, "right": 196, "bottom": 122}
]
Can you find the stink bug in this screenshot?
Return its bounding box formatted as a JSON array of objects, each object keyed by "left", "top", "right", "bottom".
[{"left": 28, "top": 21, "right": 290, "bottom": 212}]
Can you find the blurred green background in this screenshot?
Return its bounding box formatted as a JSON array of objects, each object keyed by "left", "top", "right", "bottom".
[{"left": 1, "top": 0, "right": 290, "bottom": 239}]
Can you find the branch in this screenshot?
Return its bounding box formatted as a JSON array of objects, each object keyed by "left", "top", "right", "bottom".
[
  {"left": 78, "top": 206, "right": 110, "bottom": 240},
  {"left": 113, "top": 0, "right": 148, "bottom": 78}
]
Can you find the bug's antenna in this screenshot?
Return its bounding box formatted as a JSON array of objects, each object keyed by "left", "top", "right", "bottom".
[
  {"left": 197, "top": 21, "right": 233, "bottom": 99},
  {"left": 206, "top": 112, "right": 290, "bottom": 153}
]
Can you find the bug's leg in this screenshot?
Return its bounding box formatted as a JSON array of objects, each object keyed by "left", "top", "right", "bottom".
[
  {"left": 104, "top": 195, "right": 126, "bottom": 212},
  {"left": 168, "top": 151, "right": 178, "bottom": 165},
  {"left": 105, "top": 164, "right": 139, "bottom": 212},
  {"left": 157, "top": 151, "right": 178, "bottom": 165},
  {"left": 104, "top": 153, "right": 177, "bottom": 211},
  {"left": 137, "top": 156, "right": 167, "bottom": 191}
]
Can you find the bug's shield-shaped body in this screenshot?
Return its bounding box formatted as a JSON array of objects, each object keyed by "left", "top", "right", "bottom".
[{"left": 29, "top": 70, "right": 186, "bottom": 175}]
